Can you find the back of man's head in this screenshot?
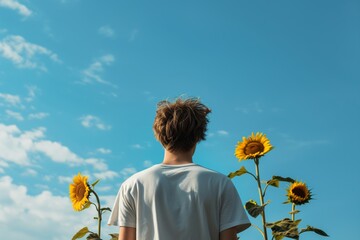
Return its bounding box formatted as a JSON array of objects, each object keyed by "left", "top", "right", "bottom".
[{"left": 153, "top": 97, "right": 211, "bottom": 153}]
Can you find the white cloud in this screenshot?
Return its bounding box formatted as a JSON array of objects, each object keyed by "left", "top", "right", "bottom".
[
  {"left": 98, "top": 26, "right": 115, "bottom": 38},
  {"left": 58, "top": 175, "right": 72, "bottom": 184},
  {"left": 217, "top": 130, "right": 229, "bottom": 136},
  {"left": 82, "top": 54, "right": 115, "bottom": 86},
  {"left": 0, "top": 93, "right": 21, "bottom": 107},
  {"left": 96, "top": 148, "right": 111, "bottom": 154},
  {"left": 0, "top": 123, "right": 114, "bottom": 179},
  {"left": 208, "top": 130, "right": 229, "bottom": 138},
  {"left": 80, "top": 115, "right": 111, "bottom": 130},
  {"left": 100, "top": 54, "right": 114, "bottom": 64},
  {"left": 22, "top": 168, "right": 37, "bottom": 176},
  {"left": 28, "top": 112, "right": 49, "bottom": 120},
  {"left": 85, "top": 158, "right": 108, "bottom": 172},
  {"left": 0, "top": 124, "right": 44, "bottom": 166},
  {"left": 5, "top": 109, "right": 24, "bottom": 121},
  {"left": 0, "top": 175, "right": 116, "bottom": 240},
  {"left": 25, "top": 85, "right": 39, "bottom": 102},
  {"left": 94, "top": 170, "right": 119, "bottom": 180},
  {"left": 0, "top": 35, "right": 60, "bottom": 71},
  {"left": 0, "top": 160, "right": 8, "bottom": 168},
  {"left": 0, "top": 0, "right": 32, "bottom": 17},
  {"left": 0, "top": 124, "right": 72, "bottom": 166},
  {"left": 34, "top": 141, "right": 82, "bottom": 165},
  {"left": 120, "top": 167, "right": 137, "bottom": 179},
  {"left": 143, "top": 160, "right": 153, "bottom": 167},
  {"left": 131, "top": 144, "right": 144, "bottom": 149},
  {"left": 96, "top": 185, "right": 112, "bottom": 192}
]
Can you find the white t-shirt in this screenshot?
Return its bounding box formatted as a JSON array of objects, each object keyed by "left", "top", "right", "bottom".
[{"left": 108, "top": 163, "right": 250, "bottom": 240}]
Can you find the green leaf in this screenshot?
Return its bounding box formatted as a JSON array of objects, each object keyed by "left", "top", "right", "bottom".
[
  {"left": 272, "top": 176, "right": 295, "bottom": 183},
  {"left": 300, "top": 225, "right": 329, "bottom": 237},
  {"left": 289, "top": 210, "right": 300, "bottom": 215},
  {"left": 109, "top": 233, "right": 119, "bottom": 240},
  {"left": 82, "top": 201, "right": 91, "bottom": 210},
  {"left": 266, "top": 179, "right": 279, "bottom": 188},
  {"left": 266, "top": 218, "right": 301, "bottom": 240},
  {"left": 72, "top": 227, "right": 89, "bottom": 240},
  {"left": 91, "top": 179, "right": 100, "bottom": 188},
  {"left": 245, "top": 200, "right": 268, "bottom": 218},
  {"left": 100, "top": 207, "right": 112, "bottom": 213},
  {"left": 228, "top": 166, "right": 248, "bottom": 179},
  {"left": 266, "top": 218, "right": 301, "bottom": 229},
  {"left": 86, "top": 233, "right": 100, "bottom": 240}
]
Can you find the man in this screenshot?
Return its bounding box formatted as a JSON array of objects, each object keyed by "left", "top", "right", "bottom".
[{"left": 108, "top": 98, "right": 250, "bottom": 240}]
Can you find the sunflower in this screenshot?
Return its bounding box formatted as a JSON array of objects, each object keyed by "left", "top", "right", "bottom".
[
  {"left": 69, "top": 173, "right": 91, "bottom": 211},
  {"left": 286, "top": 181, "right": 312, "bottom": 205},
  {"left": 235, "top": 132, "right": 273, "bottom": 160}
]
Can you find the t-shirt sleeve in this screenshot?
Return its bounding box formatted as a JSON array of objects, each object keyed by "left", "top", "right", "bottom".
[
  {"left": 219, "top": 179, "right": 251, "bottom": 233},
  {"left": 107, "top": 183, "right": 136, "bottom": 228}
]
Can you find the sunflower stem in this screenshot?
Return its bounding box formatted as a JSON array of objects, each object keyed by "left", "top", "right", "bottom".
[
  {"left": 254, "top": 157, "right": 268, "bottom": 240},
  {"left": 91, "top": 189, "right": 102, "bottom": 238},
  {"left": 247, "top": 171, "right": 258, "bottom": 181},
  {"left": 291, "top": 203, "right": 296, "bottom": 221}
]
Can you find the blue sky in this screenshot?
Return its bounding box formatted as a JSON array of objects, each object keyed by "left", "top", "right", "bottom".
[{"left": 0, "top": 0, "right": 359, "bottom": 239}]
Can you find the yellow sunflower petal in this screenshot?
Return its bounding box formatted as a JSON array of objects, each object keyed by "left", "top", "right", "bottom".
[
  {"left": 69, "top": 173, "right": 91, "bottom": 211},
  {"left": 286, "top": 181, "right": 312, "bottom": 205},
  {"left": 235, "top": 132, "right": 273, "bottom": 161}
]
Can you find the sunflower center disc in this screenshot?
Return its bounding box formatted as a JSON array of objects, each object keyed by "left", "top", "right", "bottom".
[
  {"left": 292, "top": 187, "right": 306, "bottom": 198},
  {"left": 76, "top": 184, "right": 85, "bottom": 201},
  {"left": 244, "top": 142, "right": 264, "bottom": 155}
]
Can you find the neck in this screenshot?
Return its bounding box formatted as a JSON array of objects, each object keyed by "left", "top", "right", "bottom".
[{"left": 162, "top": 147, "right": 195, "bottom": 165}]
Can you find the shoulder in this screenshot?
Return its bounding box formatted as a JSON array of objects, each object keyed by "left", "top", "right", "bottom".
[
  {"left": 121, "top": 164, "right": 162, "bottom": 187},
  {"left": 192, "top": 164, "right": 230, "bottom": 180},
  {"left": 189, "top": 164, "right": 232, "bottom": 189}
]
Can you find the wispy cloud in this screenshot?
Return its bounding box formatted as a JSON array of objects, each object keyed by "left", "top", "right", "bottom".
[
  {"left": 120, "top": 167, "right": 137, "bottom": 179},
  {"left": 208, "top": 130, "right": 229, "bottom": 138},
  {"left": 58, "top": 175, "right": 73, "bottom": 184},
  {"left": 278, "top": 132, "right": 330, "bottom": 149},
  {"left": 25, "top": 85, "right": 39, "bottom": 102},
  {"left": 217, "top": 130, "right": 229, "bottom": 136},
  {"left": 28, "top": 112, "right": 49, "bottom": 120},
  {"left": 0, "top": 93, "right": 21, "bottom": 107},
  {"left": 143, "top": 160, "right": 153, "bottom": 167},
  {"left": 286, "top": 138, "right": 329, "bottom": 149},
  {"left": 0, "top": 35, "right": 60, "bottom": 71},
  {"left": 96, "top": 148, "right": 111, "bottom": 154},
  {"left": 131, "top": 142, "right": 151, "bottom": 150},
  {"left": 81, "top": 54, "right": 116, "bottom": 86},
  {"left": 0, "top": 0, "right": 32, "bottom": 17},
  {"left": 235, "top": 102, "right": 264, "bottom": 114},
  {"left": 21, "top": 168, "right": 37, "bottom": 176},
  {"left": 98, "top": 25, "right": 115, "bottom": 38},
  {"left": 80, "top": 114, "right": 111, "bottom": 130},
  {"left": 94, "top": 170, "right": 119, "bottom": 180},
  {"left": 131, "top": 144, "right": 144, "bottom": 149},
  {"left": 5, "top": 109, "right": 24, "bottom": 121},
  {"left": 85, "top": 158, "right": 108, "bottom": 171}
]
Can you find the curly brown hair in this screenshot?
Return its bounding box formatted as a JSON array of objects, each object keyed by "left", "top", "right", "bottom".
[{"left": 153, "top": 98, "right": 211, "bottom": 152}]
